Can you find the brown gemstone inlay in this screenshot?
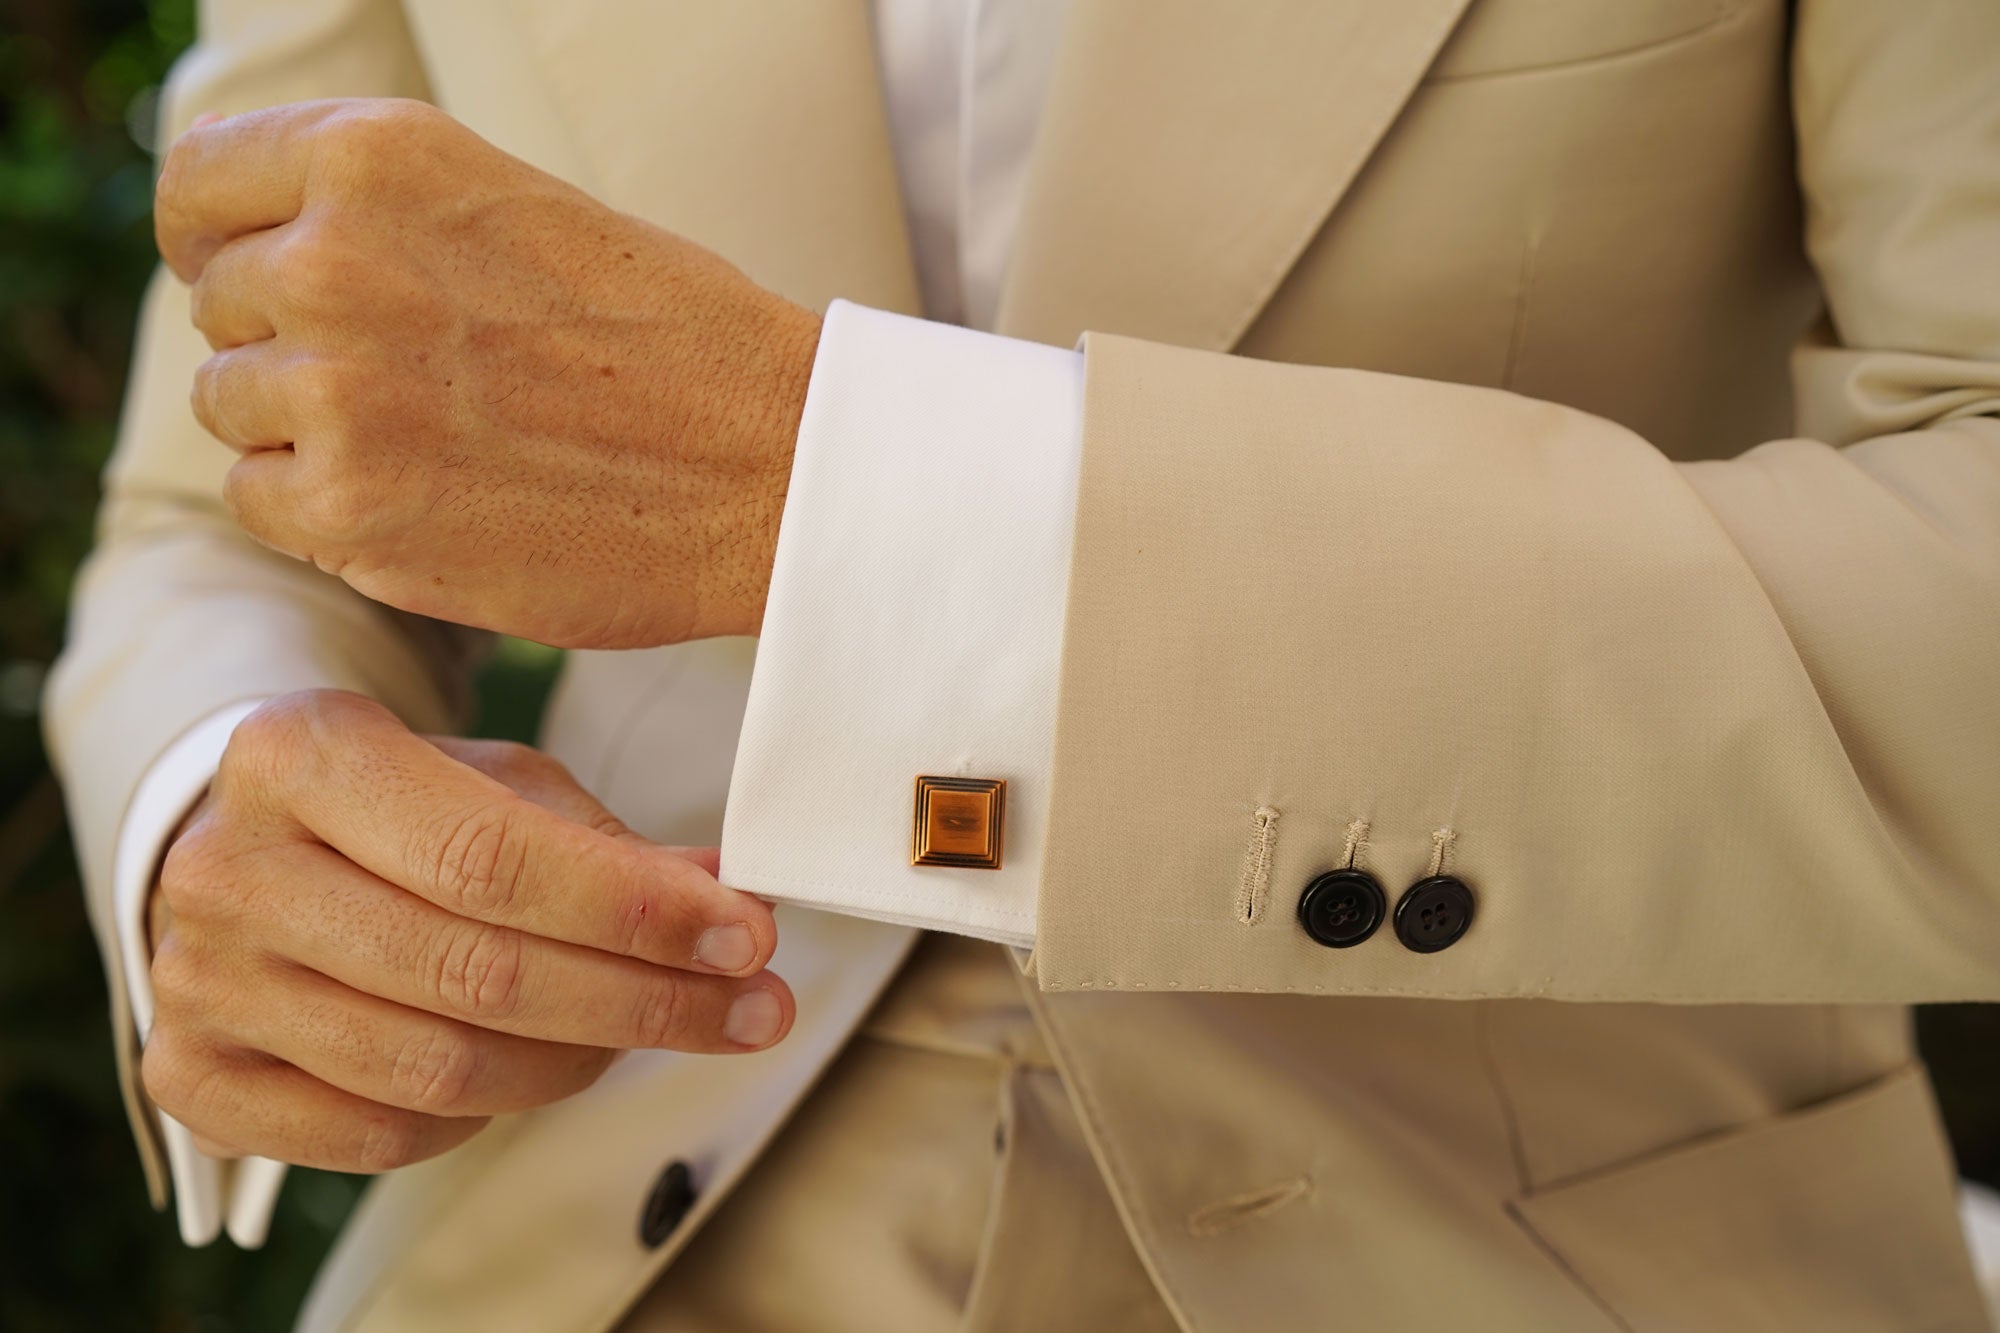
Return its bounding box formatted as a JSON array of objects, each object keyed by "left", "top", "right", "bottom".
[{"left": 912, "top": 776, "right": 1006, "bottom": 869}]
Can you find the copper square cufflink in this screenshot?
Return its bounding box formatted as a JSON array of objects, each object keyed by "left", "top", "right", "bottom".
[{"left": 911, "top": 776, "right": 1006, "bottom": 869}]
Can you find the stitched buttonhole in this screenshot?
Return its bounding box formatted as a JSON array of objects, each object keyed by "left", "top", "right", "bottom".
[
  {"left": 1236, "top": 806, "right": 1281, "bottom": 924},
  {"left": 1341, "top": 818, "right": 1370, "bottom": 870},
  {"left": 1186, "top": 1175, "right": 1314, "bottom": 1238},
  {"left": 1429, "top": 827, "right": 1457, "bottom": 877}
]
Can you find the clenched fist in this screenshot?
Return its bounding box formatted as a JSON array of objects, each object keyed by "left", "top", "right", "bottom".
[
  {"left": 157, "top": 98, "right": 820, "bottom": 649},
  {"left": 143, "top": 691, "right": 793, "bottom": 1173}
]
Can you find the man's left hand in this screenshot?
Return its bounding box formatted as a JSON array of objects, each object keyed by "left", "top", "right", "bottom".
[{"left": 158, "top": 98, "right": 821, "bottom": 648}]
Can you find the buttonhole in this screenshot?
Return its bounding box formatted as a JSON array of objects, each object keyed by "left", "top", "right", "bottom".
[{"left": 1186, "top": 1174, "right": 1313, "bottom": 1238}]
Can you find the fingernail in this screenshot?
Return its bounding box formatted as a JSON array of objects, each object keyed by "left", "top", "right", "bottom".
[
  {"left": 724, "top": 988, "right": 782, "bottom": 1048},
  {"left": 696, "top": 923, "right": 756, "bottom": 973}
]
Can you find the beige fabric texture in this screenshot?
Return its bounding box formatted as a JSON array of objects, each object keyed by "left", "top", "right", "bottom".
[
  {"left": 617, "top": 936, "right": 1176, "bottom": 1333},
  {"left": 43, "top": 0, "right": 1999, "bottom": 1329}
]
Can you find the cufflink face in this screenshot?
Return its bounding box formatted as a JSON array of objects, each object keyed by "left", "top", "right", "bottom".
[{"left": 912, "top": 776, "right": 1006, "bottom": 869}]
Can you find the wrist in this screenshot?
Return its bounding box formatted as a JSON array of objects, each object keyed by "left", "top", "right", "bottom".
[{"left": 683, "top": 293, "right": 822, "bottom": 641}]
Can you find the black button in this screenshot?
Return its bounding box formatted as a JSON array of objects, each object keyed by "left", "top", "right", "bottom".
[
  {"left": 1297, "top": 869, "right": 1386, "bottom": 948},
  {"left": 1394, "top": 875, "right": 1475, "bottom": 953},
  {"left": 639, "top": 1160, "right": 698, "bottom": 1248}
]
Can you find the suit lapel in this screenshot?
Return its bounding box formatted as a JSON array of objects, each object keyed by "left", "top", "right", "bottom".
[
  {"left": 412, "top": 0, "right": 1469, "bottom": 348},
  {"left": 996, "top": 0, "right": 1475, "bottom": 350},
  {"left": 416, "top": 0, "right": 922, "bottom": 316}
]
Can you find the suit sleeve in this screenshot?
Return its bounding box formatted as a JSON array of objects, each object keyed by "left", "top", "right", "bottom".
[
  {"left": 1027, "top": 0, "right": 2000, "bottom": 1001},
  {"left": 41, "top": 0, "right": 475, "bottom": 1217}
]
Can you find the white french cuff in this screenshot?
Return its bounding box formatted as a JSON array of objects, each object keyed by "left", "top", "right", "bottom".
[
  {"left": 113, "top": 699, "right": 288, "bottom": 1248},
  {"left": 720, "top": 300, "right": 1084, "bottom": 948}
]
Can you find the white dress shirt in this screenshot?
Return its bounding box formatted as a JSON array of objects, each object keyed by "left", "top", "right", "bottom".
[{"left": 116, "top": 0, "right": 1080, "bottom": 1247}]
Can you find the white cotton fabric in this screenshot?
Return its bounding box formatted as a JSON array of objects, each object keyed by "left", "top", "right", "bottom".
[
  {"left": 112, "top": 699, "right": 285, "bottom": 1246},
  {"left": 719, "top": 301, "right": 1081, "bottom": 949}
]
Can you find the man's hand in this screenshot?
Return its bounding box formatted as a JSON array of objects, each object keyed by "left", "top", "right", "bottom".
[
  {"left": 157, "top": 99, "right": 821, "bottom": 648},
  {"left": 141, "top": 690, "right": 792, "bottom": 1173}
]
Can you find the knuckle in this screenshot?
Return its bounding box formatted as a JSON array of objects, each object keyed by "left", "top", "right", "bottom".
[
  {"left": 187, "top": 265, "right": 238, "bottom": 347},
  {"left": 158, "top": 828, "right": 222, "bottom": 917},
  {"left": 370, "top": 97, "right": 445, "bottom": 132},
  {"left": 157, "top": 828, "right": 263, "bottom": 935},
  {"left": 187, "top": 273, "right": 213, "bottom": 329},
  {"left": 200, "top": 353, "right": 261, "bottom": 444},
  {"left": 138, "top": 1037, "right": 188, "bottom": 1111},
  {"left": 222, "top": 690, "right": 387, "bottom": 807},
  {"left": 189, "top": 356, "right": 222, "bottom": 428},
  {"left": 225, "top": 696, "right": 312, "bottom": 782},
  {"left": 318, "top": 100, "right": 440, "bottom": 177},
  {"left": 389, "top": 1027, "right": 477, "bottom": 1114},
  {"left": 631, "top": 977, "right": 696, "bottom": 1049},
  {"left": 147, "top": 934, "right": 204, "bottom": 1005},
  {"left": 153, "top": 136, "right": 197, "bottom": 229},
  {"left": 428, "top": 804, "right": 530, "bottom": 918},
  {"left": 434, "top": 922, "right": 527, "bottom": 1021},
  {"left": 219, "top": 463, "right": 278, "bottom": 547},
  {"left": 316, "top": 109, "right": 385, "bottom": 170},
  {"left": 299, "top": 469, "right": 373, "bottom": 543},
  {"left": 290, "top": 686, "right": 387, "bottom": 731},
  {"left": 275, "top": 226, "right": 353, "bottom": 312},
  {"left": 288, "top": 353, "right": 348, "bottom": 421},
  {"left": 288, "top": 358, "right": 375, "bottom": 465},
  {"left": 140, "top": 1033, "right": 223, "bottom": 1125},
  {"left": 155, "top": 138, "right": 187, "bottom": 207}
]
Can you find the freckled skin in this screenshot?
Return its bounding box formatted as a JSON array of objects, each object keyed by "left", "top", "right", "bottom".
[
  {"left": 164, "top": 98, "right": 822, "bottom": 649},
  {"left": 144, "top": 103, "right": 812, "bottom": 1172},
  {"left": 140, "top": 692, "right": 793, "bottom": 1174}
]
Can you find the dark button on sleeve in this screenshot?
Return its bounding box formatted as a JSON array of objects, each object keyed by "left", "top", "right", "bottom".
[
  {"left": 1393, "top": 875, "right": 1475, "bottom": 953},
  {"left": 1297, "top": 869, "right": 1386, "bottom": 948},
  {"left": 639, "top": 1159, "right": 699, "bottom": 1248}
]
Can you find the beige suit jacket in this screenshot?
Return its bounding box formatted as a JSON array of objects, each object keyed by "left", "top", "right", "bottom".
[{"left": 46, "top": 0, "right": 2000, "bottom": 1329}]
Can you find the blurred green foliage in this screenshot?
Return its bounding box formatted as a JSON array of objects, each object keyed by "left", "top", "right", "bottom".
[{"left": 0, "top": 2, "right": 1993, "bottom": 1331}]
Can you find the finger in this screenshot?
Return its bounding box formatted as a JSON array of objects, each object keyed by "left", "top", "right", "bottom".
[
  {"left": 274, "top": 695, "right": 777, "bottom": 975},
  {"left": 666, "top": 846, "right": 722, "bottom": 877},
  {"left": 427, "top": 742, "right": 722, "bottom": 876},
  {"left": 193, "top": 341, "right": 299, "bottom": 452},
  {"left": 425, "top": 737, "right": 634, "bottom": 837},
  {"left": 221, "top": 445, "right": 317, "bottom": 562},
  {"left": 142, "top": 1034, "right": 483, "bottom": 1174},
  {"left": 190, "top": 226, "right": 283, "bottom": 349},
  {"left": 148, "top": 880, "right": 177, "bottom": 955},
  {"left": 190, "top": 1131, "right": 237, "bottom": 1159},
  {"left": 253, "top": 840, "right": 795, "bottom": 1053},
  {"left": 157, "top": 102, "right": 359, "bottom": 282},
  {"left": 155, "top": 100, "right": 350, "bottom": 283},
  {"left": 227, "top": 963, "right": 613, "bottom": 1116}
]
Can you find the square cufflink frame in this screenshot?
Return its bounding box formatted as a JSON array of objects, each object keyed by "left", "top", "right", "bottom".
[{"left": 911, "top": 776, "right": 1006, "bottom": 869}]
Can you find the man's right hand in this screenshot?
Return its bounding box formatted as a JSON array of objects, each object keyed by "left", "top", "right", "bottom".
[{"left": 140, "top": 689, "right": 792, "bottom": 1174}]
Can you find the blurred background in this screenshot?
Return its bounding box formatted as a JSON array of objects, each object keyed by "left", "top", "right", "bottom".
[{"left": 0, "top": 2, "right": 1995, "bottom": 1330}]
